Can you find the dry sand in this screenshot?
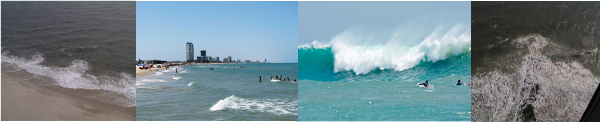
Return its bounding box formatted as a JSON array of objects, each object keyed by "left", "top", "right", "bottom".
[{"left": 1, "top": 72, "right": 135, "bottom": 121}]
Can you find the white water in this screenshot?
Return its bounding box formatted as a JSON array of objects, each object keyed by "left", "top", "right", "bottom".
[
  {"left": 210, "top": 95, "right": 298, "bottom": 116},
  {"left": 1, "top": 51, "right": 136, "bottom": 107},
  {"left": 299, "top": 23, "right": 471, "bottom": 75}
]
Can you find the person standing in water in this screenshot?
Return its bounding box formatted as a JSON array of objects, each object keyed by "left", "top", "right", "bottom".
[
  {"left": 176, "top": 68, "right": 178, "bottom": 73},
  {"left": 259, "top": 75, "right": 262, "bottom": 82}
]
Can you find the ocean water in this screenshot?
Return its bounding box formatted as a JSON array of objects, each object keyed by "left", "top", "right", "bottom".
[
  {"left": 472, "top": 2, "right": 600, "bottom": 121},
  {"left": 1, "top": 1, "right": 136, "bottom": 107},
  {"left": 298, "top": 16, "right": 472, "bottom": 120},
  {"left": 136, "top": 63, "right": 298, "bottom": 121}
]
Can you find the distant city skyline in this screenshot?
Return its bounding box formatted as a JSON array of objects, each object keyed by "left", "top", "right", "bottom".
[{"left": 136, "top": 1, "right": 298, "bottom": 63}]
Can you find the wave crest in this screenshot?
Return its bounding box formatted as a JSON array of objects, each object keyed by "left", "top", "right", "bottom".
[{"left": 300, "top": 23, "right": 471, "bottom": 75}]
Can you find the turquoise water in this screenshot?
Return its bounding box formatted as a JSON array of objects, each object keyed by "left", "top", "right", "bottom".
[
  {"left": 298, "top": 47, "right": 472, "bottom": 121},
  {"left": 136, "top": 63, "right": 298, "bottom": 121}
]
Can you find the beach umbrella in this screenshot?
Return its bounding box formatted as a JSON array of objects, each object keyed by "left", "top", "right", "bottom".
[{"left": 137, "top": 63, "right": 144, "bottom": 66}]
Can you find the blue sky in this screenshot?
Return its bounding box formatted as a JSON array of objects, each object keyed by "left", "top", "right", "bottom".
[
  {"left": 298, "top": 1, "right": 471, "bottom": 45},
  {"left": 136, "top": 1, "right": 298, "bottom": 63}
]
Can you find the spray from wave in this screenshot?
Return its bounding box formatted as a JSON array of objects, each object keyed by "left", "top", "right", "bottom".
[
  {"left": 1, "top": 50, "right": 135, "bottom": 107},
  {"left": 299, "top": 23, "right": 470, "bottom": 75}
]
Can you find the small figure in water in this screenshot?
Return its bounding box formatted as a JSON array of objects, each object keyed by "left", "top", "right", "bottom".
[
  {"left": 259, "top": 75, "right": 262, "bottom": 82},
  {"left": 294, "top": 79, "right": 296, "bottom": 83},
  {"left": 456, "top": 80, "right": 463, "bottom": 85},
  {"left": 287, "top": 77, "right": 289, "bottom": 81},
  {"left": 419, "top": 80, "right": 433, "bottom": 88},
  {"left": 176, "top": 68, "right": 178, "bottom": 73},
  {"left": 276, "top": 76, "right": 279, "bottom": 80}
]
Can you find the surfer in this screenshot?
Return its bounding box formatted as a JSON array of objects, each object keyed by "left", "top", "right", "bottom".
[
  {"left": 456, "top": 80, "right": 463, "bottom": 85},
  {"left": 419, "top": 80, "right": 432, "bottom": 88}
]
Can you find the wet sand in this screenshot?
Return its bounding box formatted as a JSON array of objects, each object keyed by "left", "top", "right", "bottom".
[{"left": 1, "top": 72, "right": 135, "bottom": 121}]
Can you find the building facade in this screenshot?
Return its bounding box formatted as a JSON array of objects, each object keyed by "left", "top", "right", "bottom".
[
  {"left": 200, "top": 50, "right": 206, "bottom": 56},
  {"left": 185, "top": 42, "right": 194, "bottom": 62}
]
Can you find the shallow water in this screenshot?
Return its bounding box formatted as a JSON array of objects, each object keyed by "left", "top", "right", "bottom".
[{"left": 136, "top": 63, "right": 298, "bottom": 121}]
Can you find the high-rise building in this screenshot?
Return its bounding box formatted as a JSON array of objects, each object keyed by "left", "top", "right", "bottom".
[
  {"left": 228, "top": 55, "right": 232, "bottom": 63},
  {"left": 185, "top": 42, "right": 194, "bottom": 62},
  {"left": 200, "top": 50, "right": 206, "bottom": 56},
  {"left": 216, "top": 57, "right": 219, "bottom": 62},
  {"left": 265, "top": 59, "right": 267, "bottom": 63}
]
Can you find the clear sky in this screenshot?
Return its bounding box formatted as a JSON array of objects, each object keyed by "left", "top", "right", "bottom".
[
  {"left": 298, "top": 1, "right": 471, "bottom": 45},
  {"left": 136, "top": 1, "right": 298, "bottom": 63}
]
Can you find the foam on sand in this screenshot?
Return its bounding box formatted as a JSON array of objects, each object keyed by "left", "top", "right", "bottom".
[{"left": 1, "top": 51, "right": 135, "bottom": 107}]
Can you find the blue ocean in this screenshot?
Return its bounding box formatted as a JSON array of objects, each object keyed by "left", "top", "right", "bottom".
[
  {"left": 136, "top": 63, "right": 298, "bottom": 121},
  {"left": 298, "top": 21, "right": 472, "bottom": 121}
]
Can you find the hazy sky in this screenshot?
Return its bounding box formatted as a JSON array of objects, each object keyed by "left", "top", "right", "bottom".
[
  {"left": 137, "top": 1, "right": 298, "bottom": 63},
  {"left": 298, "top": 1, "right": 471, "bottom": 45}
]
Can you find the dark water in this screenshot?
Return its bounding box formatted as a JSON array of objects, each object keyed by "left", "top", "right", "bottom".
[
  {"left": 472, "top": 2, "right": 600, "bottom": 121},
  {"left": 136, "top": 63, "right": 298, "bottom": 121},
  {"left": 1, "top": 2, "right": 136, "bottom": 107}
]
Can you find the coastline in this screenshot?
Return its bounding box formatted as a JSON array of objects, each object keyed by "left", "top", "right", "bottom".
[
  {"left": 1, "top": 71, "right": 135, "bottom": 120},
  {"left": 136, "top": 66, "right": 166, "bottom": 79}
]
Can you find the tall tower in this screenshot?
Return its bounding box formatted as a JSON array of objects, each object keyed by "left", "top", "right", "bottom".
[{"left": 186, "top": 42, "right": 194, "bottom": 62}]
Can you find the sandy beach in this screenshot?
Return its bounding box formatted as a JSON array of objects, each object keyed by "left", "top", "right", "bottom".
[
  {"left": 136, "top": 66, "right": 166, "bottom": 79},
  {"left": 1, "top": 72, "right": 135, "bottom": 121}
]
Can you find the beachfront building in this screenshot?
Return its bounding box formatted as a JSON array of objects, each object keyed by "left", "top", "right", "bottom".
[
  {"left": 223, "top": 58, "right": 228, "bottom": 63},
  {"left": 216, "top": 57, "right": 219, "bottom": 62},
  {"left": 228, "top": 55, "right": 232, "bottom": 63},
  {"left": 265, "top": 59, "right": 267, "bottom": 63},
  {"left": 201, "top": 50, "right": 206, "bottom": 56},
  {"left": 237, "top": 59, "right": 240, "bottom": 63},
  {"left": 186, "top": 42, "right": 194, "bottom": 63}
]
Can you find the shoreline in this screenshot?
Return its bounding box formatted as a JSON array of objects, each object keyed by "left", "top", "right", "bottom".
[
  {"left": 1, "top": 71, "right": 135, "bottom": 120},
  {"left": 136, "top": 66, "right": 166, "bottom": 79}
]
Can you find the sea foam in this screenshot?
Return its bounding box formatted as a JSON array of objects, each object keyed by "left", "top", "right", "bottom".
[
  {"left": 299, "top": 23, "right": 470, "bottom": 75},
  {"left": 210, "top": 95, "right": 298, "bottom": 116},
  {"left": 1, "top": 50, "right": 136, "bottom": 107}
]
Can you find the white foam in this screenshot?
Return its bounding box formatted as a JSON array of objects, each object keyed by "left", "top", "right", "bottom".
[
  {"left": 298, "top": 40, "right": 331, "bottom": 49},
  {"left": 173, "top": 76, "right": 182, "bottom": 80},
  {"left": 300, "top": 23, "right": 470, "bottom": 75},
  {"left": 188, "top": 82, "right": 194, "bottom": 86},
  {"left": 209, "top": 95, "right": 298, "bottom": 116},
  {"left": 1, "top": 51, "right": 136, "bottom": 107},
  {"left": 155, "top": 72, "right": 164, "bottom": 75}
]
